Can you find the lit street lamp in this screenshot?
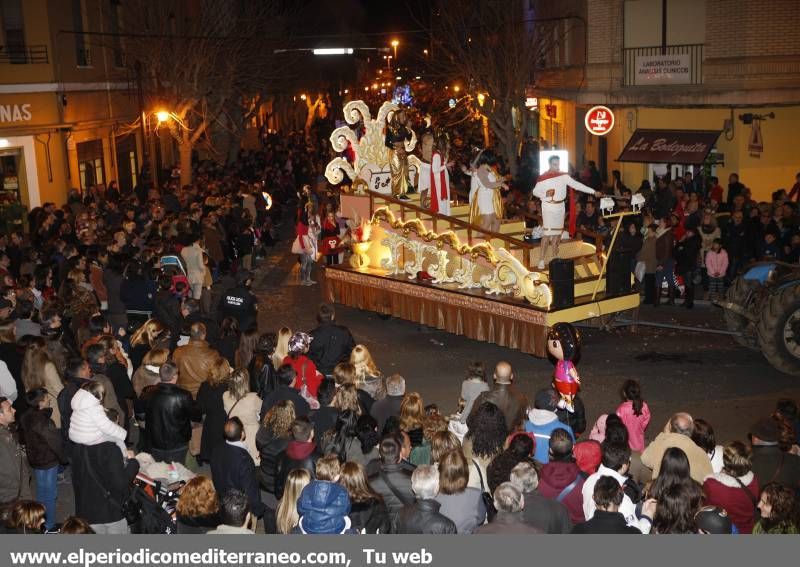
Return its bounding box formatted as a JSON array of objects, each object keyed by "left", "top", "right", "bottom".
[{"left": 391, "top": 39, "right": 399, "bottom": 62}]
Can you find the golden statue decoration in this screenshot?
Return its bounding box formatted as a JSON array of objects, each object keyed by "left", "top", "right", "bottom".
[{"left": 325, "top": 100, "right": 421, "bottom": 194}]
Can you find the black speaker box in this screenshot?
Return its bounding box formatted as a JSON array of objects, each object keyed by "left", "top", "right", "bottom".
[
  {"left": 549, "top": 258, "right": 574, "bottom": 310},
  {"left": 606, "top": 253, "right": 632, "bottom": 296}
]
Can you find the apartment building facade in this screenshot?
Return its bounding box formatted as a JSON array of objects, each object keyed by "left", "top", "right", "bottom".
[
  {"left": 0, "top": 0, "right": 142, "bottom": 208},
  {"left": 531, "top": 0, "right": 800, "bottom": 201}
]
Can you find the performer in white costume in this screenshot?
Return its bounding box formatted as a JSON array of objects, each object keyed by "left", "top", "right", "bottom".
[
  {"left": 429, "top": 131, "right": 451, "bottom": 216},
  {"left": 418, "top": 132, "right": 433, "bottom": 207},
  {"left": 531, "top": 154, "right": 601, "bottom": 269}
]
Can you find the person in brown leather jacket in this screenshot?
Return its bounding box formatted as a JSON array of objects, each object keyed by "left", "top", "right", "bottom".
[
  {"left": 468, "top": 362, "right": 529, "bottom": 431},
  {"left": 172, "top": 322, "right": 221, "bottom": 398}
]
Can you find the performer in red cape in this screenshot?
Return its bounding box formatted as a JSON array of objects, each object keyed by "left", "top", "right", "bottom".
[
  {"left": 429, "top": 132, "right": 451, "bottom": 215},
  {"left": 532, "top": 155, "right": 602, "bottom": 270}
]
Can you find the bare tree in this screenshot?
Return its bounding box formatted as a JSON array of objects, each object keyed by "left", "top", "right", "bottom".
[
  {"left": 422, "top": 0, "right": 568, "bottom": 176},
  {"left": 118, "top": 0, "right": 297, "bottom": 185}
]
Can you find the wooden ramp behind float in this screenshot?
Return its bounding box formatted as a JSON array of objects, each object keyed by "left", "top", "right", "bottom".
[{"left": 329, "top": 190, "right": 639, "bottom": 358}]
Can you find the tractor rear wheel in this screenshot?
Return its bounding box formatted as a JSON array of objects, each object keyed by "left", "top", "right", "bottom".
[
  {"left": 723, "top": 276, "right": 759, "bottom": 349},
  {"left": 757, "top": 284, "right": 800, "bottom": 376}
]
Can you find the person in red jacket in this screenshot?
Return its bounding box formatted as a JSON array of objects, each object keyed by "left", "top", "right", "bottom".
[
  {"left": 702, "top": 441, "right": 759, "bottom": 533},
  {"left": 537, "top": 428, "right": 586, "bottom": 524},
  {"left": 283, "top": 332, "right": 322, "bottom": 400}
]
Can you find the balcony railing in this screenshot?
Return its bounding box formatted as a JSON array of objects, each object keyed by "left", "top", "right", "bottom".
[
  {"left": 0, "top": 44, "right": 49, "bottom": 64},
  {"left": 623, "top": 44, "right": 703, "bottom": 86}
]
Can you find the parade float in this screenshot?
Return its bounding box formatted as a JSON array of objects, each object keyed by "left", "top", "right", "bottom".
[{"left": 324, "top": 100, "right": 640, "bottom": 357}]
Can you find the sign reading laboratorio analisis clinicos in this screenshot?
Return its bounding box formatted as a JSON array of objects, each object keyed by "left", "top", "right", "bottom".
[{"left": 584, "top": 106, "right": 615, "bottom": 136}]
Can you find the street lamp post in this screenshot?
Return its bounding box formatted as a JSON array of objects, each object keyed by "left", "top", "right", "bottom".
[{"left": 391, "top": 39, "right": 399, "bottom": 64}]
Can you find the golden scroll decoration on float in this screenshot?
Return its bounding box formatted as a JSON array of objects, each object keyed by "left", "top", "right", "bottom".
[{"left": 369, "top": 207, "right": 552, "bottom": 309}]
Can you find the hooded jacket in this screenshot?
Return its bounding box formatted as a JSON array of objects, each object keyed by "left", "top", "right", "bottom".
[
  {"left": 274, "top": 440, "right": 320, "bottom": 499},
  {"left": 524, "top": 408, "right": 575, "bottom": 464},
  {"left": 292, "top": 481, "right": 355, "bottom": 534},
  {"left": 703, "top": 471, "right": 759, "bottom": 534},
  {"left": 68, "top": 388, "right": 127, "bottom": 452},
  {"left": 537, "top": 460, "right": 586, "bottom": 525}
]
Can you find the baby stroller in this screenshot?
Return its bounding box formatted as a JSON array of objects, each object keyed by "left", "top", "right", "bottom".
[
  {"left": 126, "top": 473, "right": 184, "bottom": 534},
  {"left": 158, "top": 255, "right": 191, "bottom": 298}
]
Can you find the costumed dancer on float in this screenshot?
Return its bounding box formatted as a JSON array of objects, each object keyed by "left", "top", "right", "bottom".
[
  {"left": 547, "top": 322, "right": 582, "bottom": 413},
  {"left": 532, "top": 154, "right": 602, "bottom": 270},
  {"left": 429, "top": 131, "right": 451, "bottom": 216},
  {"left": 385, "top": 108, "right": 413, "bottom": 200},
  {"left": 465, "top": 150, "right": 507, "bottom": 233}
]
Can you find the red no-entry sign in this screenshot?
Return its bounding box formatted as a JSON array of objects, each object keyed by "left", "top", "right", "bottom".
[{"left": 585, "top": 106, "right": 615, "bottom": 136}]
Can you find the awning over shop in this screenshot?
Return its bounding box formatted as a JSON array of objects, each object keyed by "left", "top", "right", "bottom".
[{"left": 618, "top": 129, "right": 721, "bottom": 165}]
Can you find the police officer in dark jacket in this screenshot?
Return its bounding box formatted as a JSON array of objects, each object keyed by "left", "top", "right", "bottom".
[
  {"left": 307, "top": 304, "right": 356, "bottom": 376},
  {"left": 135, "top": 361, "right": 200, "bottom": 464},
  {"left": 218, "top": 270, "right": 258, "bottom": 332}
]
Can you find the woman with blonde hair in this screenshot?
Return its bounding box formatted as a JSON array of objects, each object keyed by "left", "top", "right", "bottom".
[
  {"left": 272, "top": 327, "right": 292, "bottom": 370},
  {"left": 275, "top": 469, "right": 311, "bottom": 534},
  {"left": 350, "top": 344, "right": 386, "bottom": 405},
  {"left": 129, "top": 319, "right": 168, "bottom": 371},
  {"left": 222, "top": 368, "right": 262, "bottom": 464},
  {"left": 331, "top": 383, "right": 362, "bottom": 416},
  {"left": 196, "top": 355, "right": 232, "bottom": 465},
  {"left": 21, "top": 337, "right": 63, "bottom": 428},
  {"left": 339, "top": 461, "right": 391, "bottom": 533},
  {"left": 176, "top": 476, "right": 221, "bottom": 534},
  {"left": 256, "top": 400, "right": 296, "bottom": 500},
  {"left": 131, "top": 348, "right": 169, "bottom": 397}
]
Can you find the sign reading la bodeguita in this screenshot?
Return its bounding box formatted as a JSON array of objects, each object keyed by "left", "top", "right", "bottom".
[{"left": 618, "top": 129, "right": 721, "bottom": 165}]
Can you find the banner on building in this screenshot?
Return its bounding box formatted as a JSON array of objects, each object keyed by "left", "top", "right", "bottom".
[
  {"left": 748, "top": 120, "right": 763, "bottom": 155},
  {"left": 634, "top": 53, "right": 691, "bottom": 85}
]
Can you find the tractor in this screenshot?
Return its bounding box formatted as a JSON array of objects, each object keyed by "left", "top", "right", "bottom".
[{"left": 722, "top": 261, "right": 800, "bottom": 375}]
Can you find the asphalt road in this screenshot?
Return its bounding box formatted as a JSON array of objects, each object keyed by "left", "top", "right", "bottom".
[{"left": 253, "top": 240, "right": 800, "bottom": 445}]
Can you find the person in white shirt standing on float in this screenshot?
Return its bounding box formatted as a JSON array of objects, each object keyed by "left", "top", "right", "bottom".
[{"left": 532, "top": 155, "right": 602, "bottom": 270}]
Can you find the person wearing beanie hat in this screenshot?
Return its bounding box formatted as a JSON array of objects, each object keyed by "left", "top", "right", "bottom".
[
  {"left": 524, "top": 388, "right": 574, "bottom": 464},
  {"left": 750, "top": 416, "right": 800, "bottom": 492},
  {"left": 574, "top": 440, "right": 602, "bottom": 476},
  {"left": 291, "top": 480, "right": 356, "bottom": 534}
]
